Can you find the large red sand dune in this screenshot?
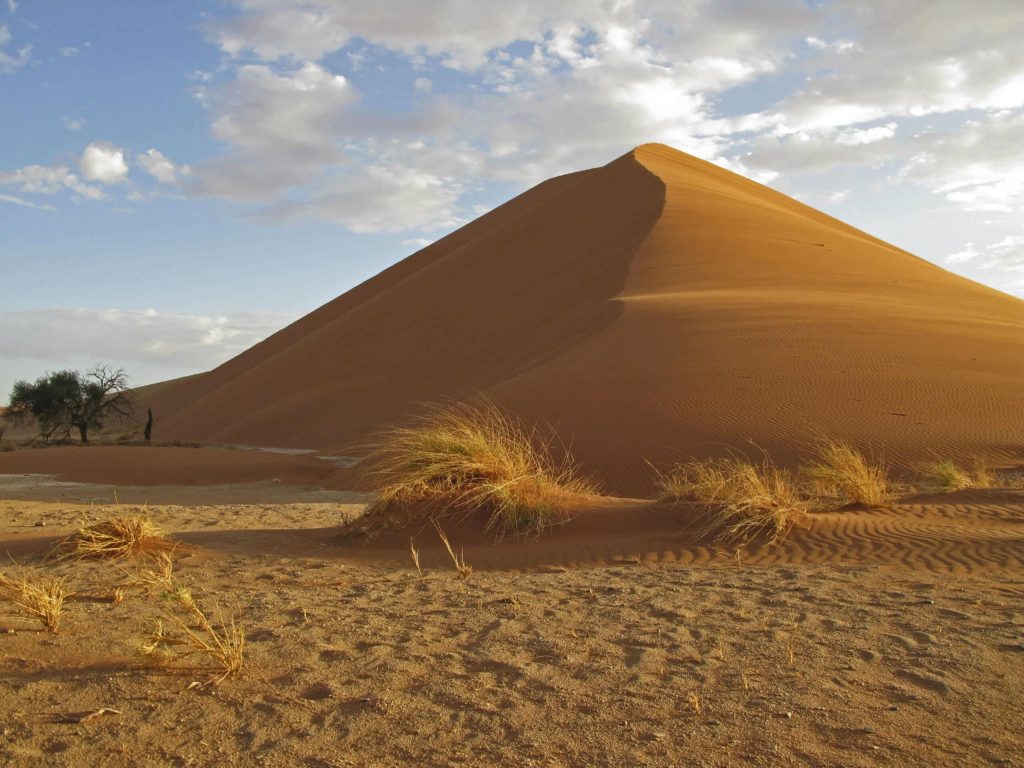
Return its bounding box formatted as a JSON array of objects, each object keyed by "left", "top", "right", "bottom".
[{"left": 144, "top": 143, "right": 1022, "bottom": 496}]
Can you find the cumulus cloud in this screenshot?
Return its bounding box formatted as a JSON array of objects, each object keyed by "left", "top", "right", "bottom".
[
  {"left": 192, "top": 61, "right": 355, "bottom": 200},
  {"left": 80, "top": 142, "right": 130, "bottom": 184},
  {"left": 191, "top": 1, "right": 813, "bottom": 230}
]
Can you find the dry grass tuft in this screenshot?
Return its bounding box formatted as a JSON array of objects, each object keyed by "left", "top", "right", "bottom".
[
  {"left": 53, "top": 514, "right": 171, "bottom": 561},
  {"left": 802, "top": 441, "right": 891, "bottom": 507},
  {"left": 0, "top": 573, "right": 71, "bottom": 632},
  {"left": 920, "top": 458, "right": 993, "bottom": 492},
  {"left": 122, "top": 550, "right": 180, "bottom": 596},
  {"left": 141, "top": 581, "right": 244, "bottom": 683},
  {"left": 656, "top": 458, "right": 809, "bottom": 543},
  {"left": 365, "top": 401, "right": 596, "bottom": 539},
  {"left": 433, "top": 520, "right": 472, "bottom": 578}
]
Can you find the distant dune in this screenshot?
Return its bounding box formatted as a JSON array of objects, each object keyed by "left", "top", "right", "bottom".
[{"left": 145, "top": 143, "right": 1024, "bottom": 496}]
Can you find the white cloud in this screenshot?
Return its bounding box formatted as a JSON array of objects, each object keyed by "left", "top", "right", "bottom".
[
  {"left": 59, "top": 46, "right": 79, "bottom": 57},
  {"left": 192, "top": 62, "right": 355, "bottom": 200},
  {"left": 897, "top": 112, "right": 1024, "bottom": 212},
  {"left": 804, "top": 36, "right": 858, "bottom": 54},
  {"left": 0, "top": 307, "right": 291, "bottom": 372},
  {"left": 0, "top": 22, "right": 31, "bottom": 73},
  {"left": 402, "top": 237, "right": 433, "bottom": 249},
  {"left": 0, "top": 192, "right": 56, "bottom": 210},
  {"left": 63, "top": 115, "right": 85, "bottom": 131},
  {"left": 770, "top": 2, "right": 1024, "bottom": 134},
  {"left": 264, "top": 164, "right": 464, "bottom": 233},
  {"left": 835, "top": 123, "right": 897, "bottom": 146},
  {"left": 946, "top": 243, "right": 982, "bottom": 265},
  {"left": 192, "top": 1, "right": 809, "bottom": 231},
  {"left": 0, "top": 162, "right": 104, "bottom": 201},
  {"left": 137, "top": 148, "right": 186, "bottom": 184},
  {"left": 80, "top": 142, "right": 130, "bottom": 185},
  {"left": 979, "top": 234, "right": 1024, "bottom": 270}
]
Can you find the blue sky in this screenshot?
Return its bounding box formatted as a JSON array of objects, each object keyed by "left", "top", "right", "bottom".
[{"left": 1, "top": 1, "right": 1022, "bottom": 396}]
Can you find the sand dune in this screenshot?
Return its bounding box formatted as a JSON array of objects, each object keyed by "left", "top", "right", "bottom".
[{"left": 134, "top": 143, "right": 1021, "bottom": 495}]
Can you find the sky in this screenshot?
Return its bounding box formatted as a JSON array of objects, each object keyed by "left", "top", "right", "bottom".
[{"left": 1, "top": 0, "right": 1022, "bottom": 397}]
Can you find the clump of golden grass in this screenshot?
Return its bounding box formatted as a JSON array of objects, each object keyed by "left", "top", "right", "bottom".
[
  {"left": 0, "top": 573, "right": 71, "bottom": 632},
  {"left": 656, "top": 458, "right": 809, "bottom": 543},
  {"left": 801, "top": 441, "right": 891, "bottom": 507},
  {"left": 53, "top": 513, "right": 171, "bottom": 560},
  {"left": 365, "top": 401, "right": 596, "bottom": 539},
  {"left": 433, "top": 520, "right": 473, "bottom": 578},
  {"left": 125, "top": 550, "right": 178, "bottom": 593},
  {"left": 920, "top": 458, "right": 993, "bottom": 492},
  {"left": 141, "top": 581, "right": 244, "bottom": 683}
]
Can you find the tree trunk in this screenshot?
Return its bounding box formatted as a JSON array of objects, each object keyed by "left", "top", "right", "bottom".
[
  {"left": 144, "top": 408, "right": 153, "bottom": 442},
  {"left": 77, "top": 423, "right": 89, "bottom": 444}
]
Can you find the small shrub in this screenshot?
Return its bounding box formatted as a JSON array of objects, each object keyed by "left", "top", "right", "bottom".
[
  {"left": 920, "top": 458, "right": 993, "bottom": 492},
  {"left": 922, "top": 459, "right": 971, "bottom": 492},
  {"left": 802, "top": 441, "right": 891, "bottom": 507},
  {"left": 0, "top": 573, "right": 71, "bottom": 632},
  {"left": 365, "top": 401, "right": 596, "bottom": 539},
  {"left": 143, "top": 605, "right": 245, "bottom": 683},
  {"left": 137, "top": 563, "right": 244, "bottom": 684},
  {"left": 656, "top": 458, "right": 809, "bottom": 543},
  {"left": 53, "top": 514, "right": 171, "bottom": 560}
]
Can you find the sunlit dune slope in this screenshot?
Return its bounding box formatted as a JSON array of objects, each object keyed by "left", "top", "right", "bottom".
[{"left": 149, "top": 143, "right": 1024, "bottom": 496}]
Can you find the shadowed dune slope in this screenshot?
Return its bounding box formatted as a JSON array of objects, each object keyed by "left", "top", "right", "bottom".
[{"left": 149, "top": 143, "right": 1024, "bottom": 496}]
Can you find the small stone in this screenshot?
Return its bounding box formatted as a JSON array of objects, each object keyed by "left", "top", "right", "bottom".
[{"left": 785, "top": 712, "right": 793, "bottom": 719}]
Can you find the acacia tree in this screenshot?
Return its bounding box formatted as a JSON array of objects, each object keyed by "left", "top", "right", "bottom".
[{"left": 7, "top": 365, "right": 134, "bottom": 444}]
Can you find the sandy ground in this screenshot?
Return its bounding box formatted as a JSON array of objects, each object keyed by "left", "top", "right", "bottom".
[{"left": 1, "top": 473, "right": 1022, "bottom": 767}]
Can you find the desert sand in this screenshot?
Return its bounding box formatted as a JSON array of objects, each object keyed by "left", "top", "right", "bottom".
[
  {"left": 134, "top": 144, "right": 1023, "bottom": 497},
  {"left": 1, "top": 477, "right": 1022, "bottom": 767}
]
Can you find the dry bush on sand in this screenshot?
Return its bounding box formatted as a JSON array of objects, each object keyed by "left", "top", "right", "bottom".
[
  {"left": 656, "top": 458, "right": 809, "bottom": 544},
  {"left": 52, "top": 513, "right": 171, "bottom": 561},
  {"left": 919, "top": 459, "right": 993, "bottom": 492},
  {"left": 801, "top": 441, "right": 891, "bottom": 507},
  {"left": 365, "top": 401, "right": 596, "bottom": 539},
  {"left": 0, "top": 573, "right": 71, "bottom": 632},
  {"left": 141, "top": 579, "right": 245, "bottom": 683}
]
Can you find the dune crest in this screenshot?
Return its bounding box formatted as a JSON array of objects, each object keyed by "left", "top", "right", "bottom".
[{"left": 148, "top": 143, "right": 1023, "bottom": 495}]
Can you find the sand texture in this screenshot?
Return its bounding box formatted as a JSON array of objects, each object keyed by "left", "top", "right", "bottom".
[
  {"left": 1, "top": 492, "right": 1022, "bottom": 767},
  {"left": 137, "top": 144, "right": 1023, "bottom": 496}
]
